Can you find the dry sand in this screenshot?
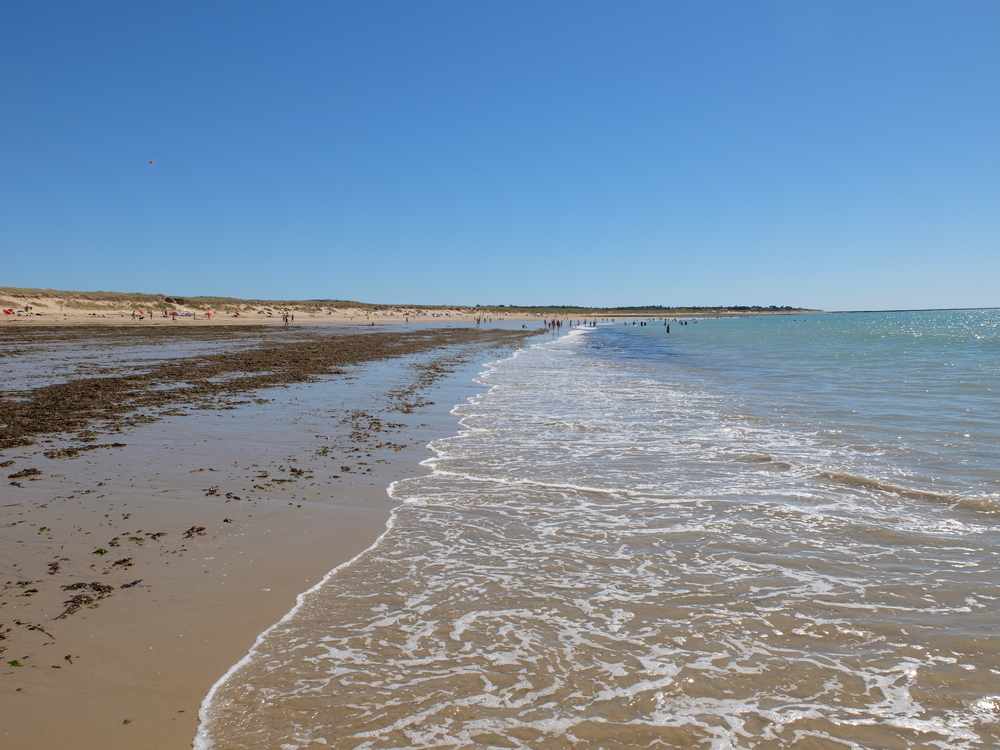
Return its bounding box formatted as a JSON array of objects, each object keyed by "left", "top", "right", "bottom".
[
  {"left": 0, "top": 293, "right": 542, "bottom": 327},
  {"left": 0, "top": 323, "right": 535, "bottom": 749},
  {"left": 1, "top": 291, "right": 814, "bottom": 329}
]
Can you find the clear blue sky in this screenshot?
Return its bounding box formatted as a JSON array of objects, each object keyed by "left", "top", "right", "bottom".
[{"left": 2, "top": 1, "right": 998, "bottom": 310}]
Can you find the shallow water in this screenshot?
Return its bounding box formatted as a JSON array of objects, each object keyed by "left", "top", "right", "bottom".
[
  {"left": 196, "top": 310, "right": 1000, "bottom": 749},
  {"left": 0, "top": 327, "right": 316, "bottom": 393}
]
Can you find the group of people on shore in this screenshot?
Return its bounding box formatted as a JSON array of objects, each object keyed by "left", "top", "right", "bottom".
[
  {"left": 2, "top": 305, "right": 37, "bottom": 316},
  {"left": 130, "top": 309, "right": 216, "bottom": 321}
]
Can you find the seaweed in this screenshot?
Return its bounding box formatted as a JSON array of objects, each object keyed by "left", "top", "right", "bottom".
[
  {"left": 56, "top": 582, "right": 115, "bottom": 619},
  {"left": 0, "top": 327, "right": 538, "bottom": 450}
]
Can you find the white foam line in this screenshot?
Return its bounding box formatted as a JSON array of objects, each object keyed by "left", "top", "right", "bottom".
[
  {"left": 402, "top": 466, "right": 685, "bottom": 503},
  {"left": 192, "top": 334, "right": 562, "bottom": 748},
  {"left": 192, "top": 496, "right": 408, "bottom": 749}
]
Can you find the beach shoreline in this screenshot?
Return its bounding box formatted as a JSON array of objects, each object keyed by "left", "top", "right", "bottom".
[
  {"left": 0, "top": 324, "right": 535, "bottom": 749},
  {"left": 0, "top": 289, "right": 822, "bottom": 328}
]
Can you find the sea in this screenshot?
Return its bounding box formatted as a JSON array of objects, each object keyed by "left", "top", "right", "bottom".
[{"left": 195, "top": 309, "right": 1000, "bottom": 750}]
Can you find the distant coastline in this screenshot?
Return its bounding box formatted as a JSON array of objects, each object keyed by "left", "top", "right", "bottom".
[
  {"left": 832, "top": 306, "right": 1000, "bottom": 314},
  {"left": 0, "top": 285, "right": 820, "bottom": 324}
]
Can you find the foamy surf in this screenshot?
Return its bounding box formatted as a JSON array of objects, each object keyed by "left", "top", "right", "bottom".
[{"left": 195, "top": 311, "right": 1000, "bottom": 749}]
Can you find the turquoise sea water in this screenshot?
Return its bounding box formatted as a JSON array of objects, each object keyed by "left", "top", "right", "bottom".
[{"left": 197, "top": 310, "right": 1000, "bottom": 749}]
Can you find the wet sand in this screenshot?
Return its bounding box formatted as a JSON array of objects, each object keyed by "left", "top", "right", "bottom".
[{"left": 0, "top": 324, "right": 536, "bottom": 749}]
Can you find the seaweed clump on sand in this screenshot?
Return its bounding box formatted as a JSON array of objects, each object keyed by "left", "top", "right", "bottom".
[
  {"left": 44, "top": 443, "right": 126, "bottom": 459},
  {"left": 0, "top": 326, "right": 538, "bottom": 449},
  {"left": 57, "top": 582, "right": 115, "bottom": 619}
]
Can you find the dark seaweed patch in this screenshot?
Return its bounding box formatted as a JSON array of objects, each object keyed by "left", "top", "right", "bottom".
[{"left": 0, "top": 327, "right": 537, "bottom": 450}]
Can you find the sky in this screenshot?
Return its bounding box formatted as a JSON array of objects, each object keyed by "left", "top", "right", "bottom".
[{"left": 1, "top": 1, "right": 998, "bottom": 310}]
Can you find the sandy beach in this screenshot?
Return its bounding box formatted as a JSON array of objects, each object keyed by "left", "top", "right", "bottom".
[
  {"left": 0, "top": 323, "right": 537, "bottom": 749},
  {"left": 0, "top": 291, "right": 543, "bottom": 328},
  {"left": 0, "top": 289, "right": 818, "bottom": 330}
]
